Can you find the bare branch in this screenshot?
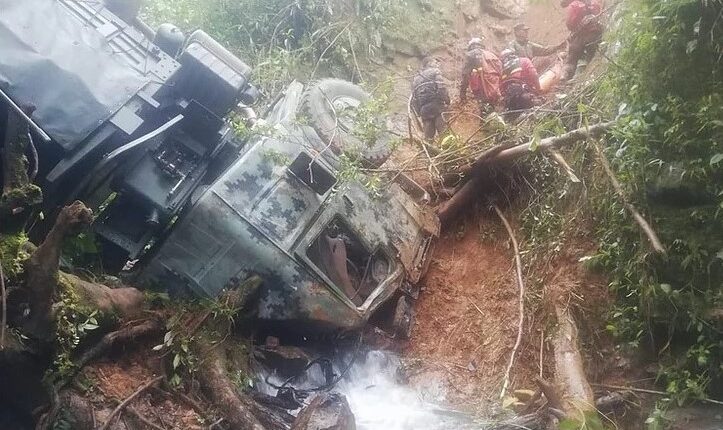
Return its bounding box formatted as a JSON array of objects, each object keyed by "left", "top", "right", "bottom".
[
  {"left": 591, "top": 140, "right": 666, "bottom": 254},
  {"left": 98, "top": 376, "right": 163, "bottom": 430},
  {"left": 495, "top": 205, "right": 526, "bottom": 400}
]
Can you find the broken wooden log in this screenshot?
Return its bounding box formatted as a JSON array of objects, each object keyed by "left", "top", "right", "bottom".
[
  {"left": 490, "top": 122, "right": 614, "bottom": 164},
  {"left": 551, "top": 302, "right": 596, "bottom": 422},
  {"left": 438, "top": 123, "right": 613, "bottom": 227}
]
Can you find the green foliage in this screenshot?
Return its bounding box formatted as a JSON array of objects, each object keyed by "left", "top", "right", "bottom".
[
  {"left": 559, "top": 410, "right": 608, "bottom": 430},
  {"left": 154, "top": 323, "right": 197, "bottom": 387},
  {"left": 0, "top": 231, "right": 29, "bottom": 279},
  {"left": 141, "top": 0, "right": 435, "bottom": 94},
  {"left": 51, "top": 409, "right": 75, "bottom": 430},
  {"left": 50, "top": 277, "right": 102, "bottom": 383},
  {"left": 152, "top": 296, "right": 238, "bottom": 387},
  {"left": 348, "top": 79, "right": 394, "bottom": 149},
  {"left": 61, "top": 232, "right": 99, "bottom": 268},
  {"left": 592, "top": 0, "right": 723, "bottom": 406}
]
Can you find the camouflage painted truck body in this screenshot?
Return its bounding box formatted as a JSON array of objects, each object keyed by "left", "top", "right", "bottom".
[{"left": 141, "top": 83, "right": 439, "bottom": 332}]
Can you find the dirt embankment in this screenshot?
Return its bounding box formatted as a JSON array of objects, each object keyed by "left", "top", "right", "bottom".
[{"left": 385, "top": 0, "right": 644, "bottom": 421}]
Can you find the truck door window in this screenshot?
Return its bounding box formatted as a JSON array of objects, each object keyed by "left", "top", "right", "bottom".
[
  {"left": 288, "top": 152, "right": 335, "bottom": 195},
  {"left": 306, "top": 217, "right": 390, "bottom": 306}
]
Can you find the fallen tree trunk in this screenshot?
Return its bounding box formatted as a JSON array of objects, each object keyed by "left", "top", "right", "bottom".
[
  {"left": 490, "top": 122, "right": 614, "bottom": 164},
  {"left": 438, "top": 122, "right": 613, "bottom": 227},
  {"left": 550, "top": 302, "right": 596, "bottom": 422},
  {"left": 438, "top": 176, "right": 483, "bottom": 227}
]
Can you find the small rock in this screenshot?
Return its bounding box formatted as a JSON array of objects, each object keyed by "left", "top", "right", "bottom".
[{"left": 292, "top": 392, "right": 356, "bottom": 430}]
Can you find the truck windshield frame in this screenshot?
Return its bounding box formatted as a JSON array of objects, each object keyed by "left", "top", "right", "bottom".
[{"left": 300, "top": 215, "right": 396, "bottom": 311}]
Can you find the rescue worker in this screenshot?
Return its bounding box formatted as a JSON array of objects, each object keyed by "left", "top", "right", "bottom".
[
  {"left": 459, "top": 38, "right": 502, "bottom": 113},
  {"left": 411, "top": 56, "right": 450, "bottom": 140},
  {"left": 500, "top": 49, "right": 541, "bottom": 112},
  {"left": 560, "top": 0, "right": 604, "bottom": 80},
  {"left": 509, "top": 23, "right": 566, "bottom": 61}
]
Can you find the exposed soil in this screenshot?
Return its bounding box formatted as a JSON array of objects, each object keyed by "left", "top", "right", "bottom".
[
  {"left": 385, "top": 0, "right": 649, "bottom": 423},
  {"left": 80, "top": 343, "right": 207, "bottom": 429},
  {"left": 404, "top": 210, "right": 531, "bottom": 414}
]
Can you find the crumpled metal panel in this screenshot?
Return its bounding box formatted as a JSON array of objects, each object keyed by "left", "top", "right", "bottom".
[
  {"left": 141, "top": 84, "right": 440, "bottom": 331},
  {"left": 0, "top": 0, "right": 146, "bottom": 149}
]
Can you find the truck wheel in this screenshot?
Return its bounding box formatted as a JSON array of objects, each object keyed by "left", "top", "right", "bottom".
[
  {"left": 392, "top": 296, "right": 415, "bottom": 340},
  {"left": 301, "top": 79, "right": 393, "bottom": 168}
]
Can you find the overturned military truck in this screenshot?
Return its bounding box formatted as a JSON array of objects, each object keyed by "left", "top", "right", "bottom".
[{"left": 0, "top": 0, "right": 438, "bottom": 336}]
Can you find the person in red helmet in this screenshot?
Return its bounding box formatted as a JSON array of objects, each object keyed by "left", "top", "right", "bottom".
[
  {"left": 560, "top": 0, "right": 604, "bottom": 80},
  {"left": 500, "top": 49, "right": 541, "bottom": 112}
]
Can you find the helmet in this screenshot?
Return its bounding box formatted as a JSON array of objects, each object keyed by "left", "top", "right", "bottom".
[
  {"left": 500, "top": 48, "right": 517, "bottom": 60},
  {"left": 467, "top": 38, "right": 483, "bottom": 49}
]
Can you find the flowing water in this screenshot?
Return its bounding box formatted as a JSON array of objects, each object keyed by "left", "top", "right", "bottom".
[{"left": 257, "top": 349, "right": 477, "bottom": 430}]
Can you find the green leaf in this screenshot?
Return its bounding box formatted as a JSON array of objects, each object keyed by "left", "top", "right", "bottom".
[
  {"left": 152, "top": 344, "right": 164, "bottom": 351},
  {"left": 710, "top": 153, "right": 723, "bottom": 166},
  {"left": 685, "top": 39, "right": 697, "bottom": 54},
  {"left": 660, "top": 284, "right": 671, "bottom": 294},
  {"left": 529, "top": 132, "right": 541, "bottom": 152},
  {"left": 173, "top": 354, "right": 181, "bottom": 369}
]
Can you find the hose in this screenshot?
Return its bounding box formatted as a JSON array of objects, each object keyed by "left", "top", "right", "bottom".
[{"left": 264, "top": 332, "right": 364, "bottom": 395}]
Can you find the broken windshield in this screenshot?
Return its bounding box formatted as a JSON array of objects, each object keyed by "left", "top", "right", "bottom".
[{"left": 306, "top": 217, "right": 391, "bottom": 307}]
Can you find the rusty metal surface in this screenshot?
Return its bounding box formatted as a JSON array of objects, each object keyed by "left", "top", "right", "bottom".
[{"left": 140, "top": 82, "right": 439, "bottom": 331}]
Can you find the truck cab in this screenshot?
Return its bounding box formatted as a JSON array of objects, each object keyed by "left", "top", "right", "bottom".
[{"left": 0, "top": 0, "right": 438, "bottom": 335}]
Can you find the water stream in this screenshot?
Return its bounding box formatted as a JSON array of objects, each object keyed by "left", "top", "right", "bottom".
[{"left": 257, "top": 350, "right": 476, "bottom": 430}]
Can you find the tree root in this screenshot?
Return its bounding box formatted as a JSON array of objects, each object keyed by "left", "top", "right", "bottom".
[
  {"left": 194, "top": 335, "right": 267, "bottom": 430},
  {"left": 23, "top": 201, "right": 93, "bottom": 339},
  {"left": 75, "top": 317, "right": 165, "bottom": 372}
]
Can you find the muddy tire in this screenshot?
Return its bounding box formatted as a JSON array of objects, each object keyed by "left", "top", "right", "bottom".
[
  {"left": 392, "top": 296, "right": 414, "bottom": 340},
  {"left": 301, "top": 79, "right": 393, "bottom": 168}
]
